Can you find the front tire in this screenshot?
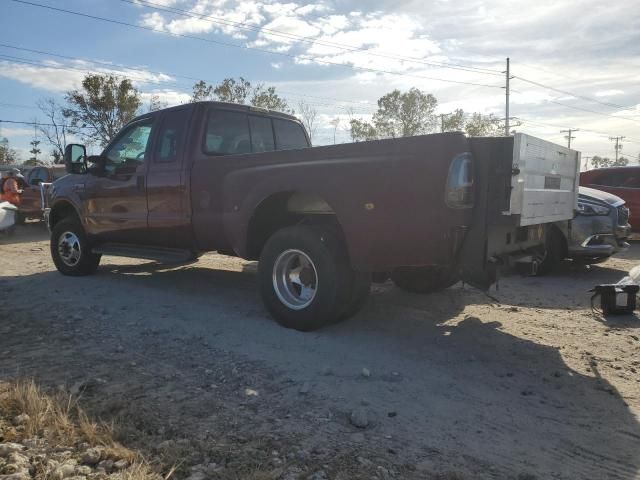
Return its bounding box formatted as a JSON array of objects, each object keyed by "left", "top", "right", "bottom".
[
  {"left": 50, "top": 218, "right": 101, "bottom": 276},
  {"left": 258, "top": 226, "right": 354, "bottom": 331}
]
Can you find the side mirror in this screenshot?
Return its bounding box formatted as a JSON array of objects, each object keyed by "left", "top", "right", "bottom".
[{"left": 64, "top": 144, "right": 87, "bottom": 174}]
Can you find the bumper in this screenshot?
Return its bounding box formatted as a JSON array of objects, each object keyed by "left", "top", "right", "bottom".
[{"left": 568, "top": 216, "right": 631, "bottom": 259}]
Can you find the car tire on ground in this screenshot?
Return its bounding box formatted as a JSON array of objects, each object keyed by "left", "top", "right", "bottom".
[
  {"left": 537, "top": 226, "right": 566, "bottom": 274},
  {"left": 391, "top": 266, "right": 459, "bottom": 294},
  {"left": 258, "top": 225, "right": 356, "bottom": 331},
  {"left": 50, "top": 218, "right": 101, "bottom": 276}
]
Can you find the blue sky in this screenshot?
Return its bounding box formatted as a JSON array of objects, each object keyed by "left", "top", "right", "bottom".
[{"left": 1, "top": 0, "right": 639, "bottom": 164}]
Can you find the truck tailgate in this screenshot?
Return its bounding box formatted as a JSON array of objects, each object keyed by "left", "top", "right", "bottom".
[{"left": 507, "top": 133, "right": 580, "bottom": 226}]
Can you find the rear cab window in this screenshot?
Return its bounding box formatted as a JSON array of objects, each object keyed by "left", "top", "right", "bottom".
[
  {"left": 273, "top": 118, "right": 309, "bottom": 150},
  {"left": 204, "top": 110, "right": 251, "bottom": 155}
]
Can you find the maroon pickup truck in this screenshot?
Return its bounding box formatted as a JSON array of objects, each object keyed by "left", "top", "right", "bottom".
[{"left": 47, "top": 101, "right": 580, "bottom": 330}]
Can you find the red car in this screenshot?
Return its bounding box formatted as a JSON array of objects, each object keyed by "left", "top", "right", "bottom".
[{"left": 580, "top": 166, "right": 639, "bottom": 230}]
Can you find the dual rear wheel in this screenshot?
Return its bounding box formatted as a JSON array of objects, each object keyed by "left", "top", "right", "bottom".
[{"left": 258, "top": 225, "right": 371, "bottom": 331}]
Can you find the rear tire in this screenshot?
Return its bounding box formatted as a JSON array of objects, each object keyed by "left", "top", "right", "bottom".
[
  {"left": 391, "top": 266, "right": 459, "bottom": 294},
  {"left": 258, "top": 226, "right": 354, "bottom": 331},
  {"left": 51, "top": 218, "right": 101, "bottom": 276},
  {"left": 537, "top": 226, "right": 566, "bottom": 274},
  {"left": 340, "top": 271, "right": 371, "bottom": 320}
]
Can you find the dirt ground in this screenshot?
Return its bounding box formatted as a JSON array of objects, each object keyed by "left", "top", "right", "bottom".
[{"left": 1, "top": 222, "right": 639, "bottom": 480}]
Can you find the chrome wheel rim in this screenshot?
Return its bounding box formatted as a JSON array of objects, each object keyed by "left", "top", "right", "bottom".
[
  {"left": 272, "top": 249, "right": 318, "bottom": 310},
  {"left": 58, "top": 231, "right": 81, "bottom": 267}
]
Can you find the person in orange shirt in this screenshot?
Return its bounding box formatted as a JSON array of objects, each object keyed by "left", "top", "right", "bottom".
[{"left": 0, "top": 169, "right": 24, "bottom": 206}]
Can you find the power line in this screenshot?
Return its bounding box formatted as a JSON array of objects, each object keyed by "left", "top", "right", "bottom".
[
  {"left": 0, "top": 119, "right": 96, "bottom": 130},
  {"left": 513, "top": 75, "right": 637, "bottom": 111},
  {"left": 0, "top": 52, "right": 377, "bottom": 114},
  {"left": 121, "top": 0, "right": 504, "bottom": 76},
  {"left": 7, "top": 0, "right": 503, "bottom": 90},
  {"left": 510, "top": 88, "right": 640, "bottom": 125}
]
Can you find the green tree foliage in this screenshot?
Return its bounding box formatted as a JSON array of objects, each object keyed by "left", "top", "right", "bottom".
[
  {"left": 191, "top": 80, "right": 214, "bottom": 102},
  {"left": 614, "top": 156, "right": 629, "bottom": 166},
  {"left": 64, "top": 74, "right": 142, "bottom": 147},
  {"left": 591, "top": 156, "right": 611, "bottom": 168},
  {"left": 349, "top": 88, "right": 438, "bottom": 141},
  {"left": 190, "top": 77, "right": 291, "bottom": 112},
  {"left": 464, "top": 112, "right": 502, "bottom": 137},
  {"left": 29, "top": 138, "right": 41, "bottom": 163},
  {"left": 441, "top": 109, "right": 465, "bottom": 132},
  {"left": 0, "top": 145, "right": 19, "bottom": 165}
]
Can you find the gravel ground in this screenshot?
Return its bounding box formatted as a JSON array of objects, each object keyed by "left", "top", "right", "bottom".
[{"left": 1, "top": 222, "right": 639, "bottom": 479}]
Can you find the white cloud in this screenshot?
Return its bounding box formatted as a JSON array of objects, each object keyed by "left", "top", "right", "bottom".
[
  {"left": 594, "top": 89, "right": 625, "bottom": 97},
  {"left": 140, "top": 89, "right": 191, "bottom": 106},
  {"left": 0, "top": 60, "right": 175, "bottom": 93}
]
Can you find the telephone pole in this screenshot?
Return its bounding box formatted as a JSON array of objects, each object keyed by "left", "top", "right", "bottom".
[
  {"left": 560, "top": 128, "right": 579, "bottom": 149},
  {"left": 503, "top": 58, "right": 513, "bottom": 136},
  {"left": 609, "top": 136, "right": 625, "bottom": 163},
  {"left": 582, "top": 156, "right": 591, "bottom": 171}
]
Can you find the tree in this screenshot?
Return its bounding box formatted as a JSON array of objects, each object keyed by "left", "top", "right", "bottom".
[
  {"left": 349, "top": 118, "right": 379, "bottom": 142},
  {"left": 464, "top": 113, "right": 502, "bottom": 137},
  {"left": 329, "top": 117, "right": 341, "bottom": 144},
  {"left": 37, "top": 98, "right": 67, "bottom": 163},
  {"left": 191, "top": 80, "right": 214, "bottom": 102},
  {"left": 349, "top": 88, "right": 438, "bottom": 141},
  {"left": 0, "top": 145, "right": 18, "bottom": 165},
  {"left": 64, "top": 74, "right": 141, "bottom": 147},
  {"left": 148, "top": 94, "right": 167, "bottom": 112},
  {"left": 591, "top": 156, "right": 612, "bottom": 169},
  {"left": 190, "top": 77, "right": 291, "bottom": 112},
  {"left": 297, "top": 100, "right": 317, "bottom": 143},
  {"left": 29, "top": 134, "right": 41, "bottom": 164},
  {"left": 214, "top": 77, "right": 252, "bottom": 104},
  {"left": 374, "top": 88, "right": 438, "bottom": 138},
  {"left": 614, "top": 156, "right": 629, "bottom": 167},
  {"left": 441, "top": 109, "right": 465, "bottom": 132}
]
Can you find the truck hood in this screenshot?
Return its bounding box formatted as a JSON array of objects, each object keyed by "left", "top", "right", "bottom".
[{"left": 578, "top": 186, "right": 625, "bottom": 207}]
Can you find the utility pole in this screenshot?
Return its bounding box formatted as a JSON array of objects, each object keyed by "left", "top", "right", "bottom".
[
  {"left": 503, "top": 58, "right": 513, "bottom": 136},
  {"left": 560, "top": 128, "right": 579, "bottom": 149},
  {"left": 609, "top": 136, "right": 625, "bottom": 163},
  {"left": 582, "top": 156, "right": 592, "bottom": 171}
]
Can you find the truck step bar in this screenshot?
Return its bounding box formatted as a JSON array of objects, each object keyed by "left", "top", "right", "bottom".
[{"left": 92, "top": 243, "right": 195, "bottom": 264}]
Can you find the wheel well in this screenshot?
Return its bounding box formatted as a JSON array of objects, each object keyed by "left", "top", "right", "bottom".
[
  {"left": 49, "top": 202, "right": 79, "bottom": 228},
  {"left": 246, "top": 191, "right": 340, "bottom": 260}
]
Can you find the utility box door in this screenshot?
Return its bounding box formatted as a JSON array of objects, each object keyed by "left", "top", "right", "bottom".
[{"left": 506, "top": 133, "right": 580, "bottom": 226}]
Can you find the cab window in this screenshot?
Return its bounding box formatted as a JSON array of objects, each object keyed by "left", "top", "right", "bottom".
[
  {"left": 249, "top": 115, "right": 275, "bottom": 153},
  {"left": 104, "top": 120, "right": 154, "bottom": 170},
  {"left": 273, "top": 118, "right": 309, "bottom": 150},
  {"left": 204, "top": 110, "right": 251, "bottom": 155},
  {"left": 155, "top": 108, "right": 190, "bottom": 163}
]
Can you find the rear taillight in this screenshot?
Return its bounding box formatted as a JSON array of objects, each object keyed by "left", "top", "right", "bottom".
[{"left": 445, "top": 152, "right": 474, "bottom": 208}]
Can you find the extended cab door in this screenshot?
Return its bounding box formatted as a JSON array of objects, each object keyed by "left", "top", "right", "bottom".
[
  {"left": 83, "top": 118, "right": 154, "bottom": 242},
  {"left": 146, "top": 106, "right": 193, "bottom": 247}
]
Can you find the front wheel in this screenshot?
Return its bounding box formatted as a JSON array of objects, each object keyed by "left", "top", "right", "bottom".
[
  {"left": 50, "top": 218, "right": 101, "bottom": 276},
  {"left": 258, "top": 226, "right": 355, "bottom": 331}
]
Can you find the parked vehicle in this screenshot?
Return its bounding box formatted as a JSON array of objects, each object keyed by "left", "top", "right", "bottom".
[
  {"left": 17, "top": 165, "right": 66, "bottom": 223},
  {"left": 46, "top": 102, "right": 580, "bottom": 330},
  {"left": 541, "top": 186, "right": 630, "bottom": 271},
  {"left": 580, "top": 166, "right": 640, "bottom": 230},
  {"left": 0, "top": 201, "right": 17, "bottom": 235}
]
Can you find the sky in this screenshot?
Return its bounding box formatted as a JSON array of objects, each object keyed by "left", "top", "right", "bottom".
[{"left": 1, "top": 0, "right": 639, "bottom": 167}]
